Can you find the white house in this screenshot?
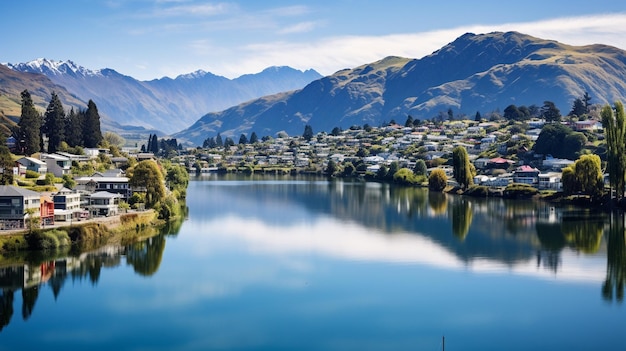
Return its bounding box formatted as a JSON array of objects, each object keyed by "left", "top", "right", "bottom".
[
  {"left": 88, "top": 191, "right": 122, "bottom": 217},
  {"left": 41, "top": 153, "right": 71, "bottom": 177}
]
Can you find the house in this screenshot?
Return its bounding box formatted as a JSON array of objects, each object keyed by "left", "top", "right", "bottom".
[
  {"left": 74, "top": 174, "right": 132, "bottom": 200},
  {"left": 16, "top": 157, "right": 47, "bottom": 175},
  {"left": 88, "top": 191, "right": 122, "bottom": 217},
  {"left": 40, "top": 195, "right": 55, "bottom": 226},
  {"left": 574, "top": 119, "right": 602, "bottom": 132},
  {"left": 538, "top": 172, "right": 563, "bottom": 190},
  {"left": 542, "top": 155, "right": 574, "bottom": 171},
  {"left": 513, "top": 165, "right": 540, "bottom": 185},
  {"left": 41, "top": 153, "right": 71, "bottom": 177},
  {"left": 0, "top": 185, "right": 41, "bottom": 230},
  {"left": 53, "top": 187, "right": 82, "bottom": 212}
]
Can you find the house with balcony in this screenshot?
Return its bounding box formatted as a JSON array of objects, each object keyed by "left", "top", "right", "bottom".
[
  {"left": 53, "top": 187, "right": 82, "bottom": 222},
  {"left": 513, "top": 165, "right": 540, "bottom": 186},
  {"left": 88, "top": 191, "right": 122, "bottom": 217},
  {"left": 74, "top": 174, "right": 132, "bottom": 200},
  {"left": 0, "top": 185, "right": 41, "bottom": 230}
]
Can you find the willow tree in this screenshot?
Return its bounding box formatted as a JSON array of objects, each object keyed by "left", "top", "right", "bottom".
[
  {"left": 130, "top": 160, "right": 165, "bottom": 209},
  {"left": 601, "top": 101, "right": 626, "bottom": 200},
  {"left": 452, "top": 146, "right": 473, "bottom": 189}
]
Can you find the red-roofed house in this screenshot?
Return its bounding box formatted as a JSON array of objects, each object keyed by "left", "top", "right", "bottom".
[{"left": 513, "top": 165, "right": 540, "bottom": 185}]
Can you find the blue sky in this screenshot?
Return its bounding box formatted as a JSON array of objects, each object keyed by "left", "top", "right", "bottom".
[{"left": 3, "top": 0, "right": 626, "bottom": 80}]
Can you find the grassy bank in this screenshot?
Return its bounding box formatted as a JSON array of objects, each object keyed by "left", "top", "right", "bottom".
[{"left": 0, "top": 211, "right": 159, "bottom": 256}]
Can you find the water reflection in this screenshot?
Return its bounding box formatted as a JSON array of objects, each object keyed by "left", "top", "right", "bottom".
[{"left": 0, "top": 218, "right": 182, "bottom": 331}]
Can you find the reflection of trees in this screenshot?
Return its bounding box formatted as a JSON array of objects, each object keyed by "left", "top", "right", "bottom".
[
  {"left": 450, "top": 198, "right": 473, "bottom": 241},
  {"left": 126, "top": 234, "right": 166, "bottom": 276},
  {"left": 603, "top": 214, "right": 626, "bottom": 303},
  {"left": 0, "top": 290, "right": 14, "bottom": 331},
  {"left": 535, "top": 222, "right": 565, "bottom": 273},
  {"left": 428, "top": 192, "right": 447, "bottom": 216},
  {"left": 561, "top": 219, "right": 604, "bottom": 254},
  {"left": 21, "top": 286, "right": 38, "bottom": 320}
]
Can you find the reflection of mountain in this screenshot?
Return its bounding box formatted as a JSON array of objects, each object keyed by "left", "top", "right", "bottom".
[
  {"left": 0, "top": 231, "right": 171, "bottom": 332},
  {"left": 191, "top": 177, "right": 609, "bottom": 269}
]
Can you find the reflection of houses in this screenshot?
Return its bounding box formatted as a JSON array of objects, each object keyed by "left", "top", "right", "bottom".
[
  {"left": 40, "top": 153, "right": 71, "bottom": 177},
  {"left": 16, "top": 157, "right": 47, "bottom": 175},
  {"left": 0, "top": 185, "right": 41, "bottom": 229},
  {"left": 88, "top": 191, "right": 122, "bottom": 217}
]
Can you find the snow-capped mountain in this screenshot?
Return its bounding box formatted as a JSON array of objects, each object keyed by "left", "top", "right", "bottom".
[
  {"left": 7, "top": 58, "right": 101, "bottom": 78},
  {"left": 6, "top": 59, "right": 322, "bottom": 134}
]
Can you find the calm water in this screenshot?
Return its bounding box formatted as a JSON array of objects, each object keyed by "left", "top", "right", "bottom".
[{"left": 1, "top": 175, "right": 625, "bottom": 351}]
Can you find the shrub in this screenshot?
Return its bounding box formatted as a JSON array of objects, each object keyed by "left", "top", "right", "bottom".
[
  {"left": 503, "top": 183, "right": 538, "bottom": 199},
  {"left": 464, "top": 185, "right": 489, "bottom": 197},
  {"left": 25, "top": 170, "right": 40, "bottom": 179},
  {"left": 428, "top": 169, "right": 448, "bottom": 191}
]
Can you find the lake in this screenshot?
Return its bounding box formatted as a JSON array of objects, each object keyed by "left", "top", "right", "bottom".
[{"left": 1, "top": 175, "right": 625, "bottom": 351}]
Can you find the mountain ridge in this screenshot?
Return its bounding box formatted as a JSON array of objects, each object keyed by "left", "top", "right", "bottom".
[
  {"left": 5, "top": 59, "right": 322, "bottom": 134},
  {"left": 173, "top": 31, "right": 626, "bottom": 145}
]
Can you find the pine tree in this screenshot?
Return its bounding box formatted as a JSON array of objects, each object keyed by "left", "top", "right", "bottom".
[
  {"left": 249, "top": 132, "right": 258, "bottom": 144},
  {"left": 238, "top": 134, "right": 248, "bottom": 144},
  {"left": 215, "top": 133, "right": 223, "bottom": 147},
  {"left": 65, "top": 107, "right": 84, "bottom": 147},
  {"left": 0, "top": 135, "right": 14, "bottom": 185},
  {"left": 302, "top": 125, "right": 314, "bottom": 141},
  {"left": 16, "top": 90, "right": 42, "bottom": 155},
  {"left": 42, "top": 92, "right": 66, "bottom": 153},
  {"left": 82, "top": 100, "right": 103, "bottom": 148}
]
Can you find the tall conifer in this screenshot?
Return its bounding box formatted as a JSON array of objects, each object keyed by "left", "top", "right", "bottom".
[
  {"left": 83, "top": 100, "right": 103, "bottom": 148},
  {"left": 16, "top": 90, "right": 41, "bottom": 155}
]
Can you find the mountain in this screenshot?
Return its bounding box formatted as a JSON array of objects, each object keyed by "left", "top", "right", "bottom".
[
  {"left": 175, "top": 31, "right": 626, "bottom": 146},
  {"left": 6, "top": 59, "right": 322, "bottom": 134},
  {"left": 0, "top": 63, "right": 94, "bottom": 136}
]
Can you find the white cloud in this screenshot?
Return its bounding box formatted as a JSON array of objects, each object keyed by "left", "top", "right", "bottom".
[
  {"left": 277, "top": 21, "right": 318, "bottom": 35},
  {"left": 200, "top": 13, "right": 626, "bottom": 78}
]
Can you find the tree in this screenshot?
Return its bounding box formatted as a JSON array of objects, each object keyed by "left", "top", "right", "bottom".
[
  {"left": 601, "top": 101, "right": 626, "bottom": 200},
  {"left": 325, "top": 159, "right": 338, "bottom": 176},
  {"left": 302, "top": 125, "right": 314, "bottom": 141},
  {"left": 16, "top": 90, "right": 42, "bottom": 155},
  {"left": 65, "top": 107, "right": 83, "bottom": 147},
  {"left": 342, "top": 162, "right": 356, "bottom": 177},
  {"left": 82, "top": 100, "right": 103, "bottom": 148},
  {"left": 541, "top": 100, "right": 561, "bottom": 123},
  {"left": 504, "top": 104, "right": 524, "bottom": 121},
  {"left": 474, "top": 111, "right": 482, "bottom": 122},
  {"left": 129, "top": 160, "right": 166, "bottom": 208},
  {"left": 224, "top": 137, "right": 235, "bottom": 147},
  {"left": 249, "top": 132, "right": 259, "bottom": 144},
  {"left": 428, "top": 169, "right": 447, "bottom": 191},
  {"left": 533, "top": 123, "right": 577, "bottom": 159},
  {"left": 0, "top": 140, "right": 14, "bottom": 185},
  {"left": 215, "top": 133, "right": 223, "bottom": 147},
  {"left": 569, "top": 98, "right": 587, "bottom": 118},
  {"left": 562, "top": 154, "right": 604, "bottom": 197},
  {"left": 405, "top": 115, "right": 414, "bottom": 127},
  {"left": 331, "top": 127, "right": 341, "bottom": 136},
  {"left": 414, "top": 159, "right": 428, "bottom": 177},
  {"left": 103, "top": 131, "right": 125, "bottom": 147},
  {"left": 238, "top": 134, "right": 248, "bottom": 145},
  {"left": 452, "top": 146, "right": 473, "bottom": 189},
  {"left": 42, "top": 92, "right": 66, "bottom": 153}
]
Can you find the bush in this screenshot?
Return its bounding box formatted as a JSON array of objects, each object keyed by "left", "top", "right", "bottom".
[
  {"left": 25, "top": 170, "right": 40, "bottom": 179},
  {"left": 503, "top": 183, "right": 538, "bottom": 199},
  {"left": 428, "top": 169, "right": 448, "bottom": 191}
]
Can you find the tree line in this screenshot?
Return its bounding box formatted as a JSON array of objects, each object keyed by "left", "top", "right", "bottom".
[{"left": 15, "top": 90, "right": 103, "bottom": 155}]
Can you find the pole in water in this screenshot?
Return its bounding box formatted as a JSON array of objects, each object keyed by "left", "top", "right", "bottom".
[{"left": 442, "top": 335, "right": 445, "bottom": 351}]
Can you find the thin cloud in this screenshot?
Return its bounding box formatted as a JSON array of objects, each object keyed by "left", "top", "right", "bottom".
[
  {"left": 150, "top": 2, "right": 234, "bottom": 17},
  {"left": 207, "top": 13, "right": 626, "bottom": 78},
  {"left": 278, "top": 21, "right": 318, "bottom": 35}
]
